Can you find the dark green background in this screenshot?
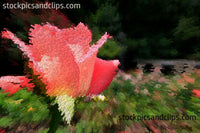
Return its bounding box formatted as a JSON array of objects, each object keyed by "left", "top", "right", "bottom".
[{"left": 1, "top": 0, "right": 200, "bottom": 74}]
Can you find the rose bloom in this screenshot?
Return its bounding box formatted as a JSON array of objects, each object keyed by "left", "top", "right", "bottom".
[{"left": 1, "top": 23, "right": 120, "bottom": 97}]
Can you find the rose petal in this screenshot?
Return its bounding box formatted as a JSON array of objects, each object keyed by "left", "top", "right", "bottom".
[
  {"left": 1, "top": 30, "right": 31, "bottom": 58},
  {"left": 58, "top": 24, "right": 109, "bottom": 96},
  {"left": 61, "top": 22, "right": 92, "bottom": 59},
  {"left": 87, "top": 58, "right": 120, "bottom": 95},
  {"left": 29, "top": 24, "right": 80, "bottom": 97},
  {"left": 78, "top": 33, "right": 110, "bottom": 96}
]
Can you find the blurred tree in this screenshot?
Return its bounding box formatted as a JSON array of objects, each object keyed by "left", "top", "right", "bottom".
[
  {"left": 88, "top": 3, "right": 121, "bottom": 35},
  {"left": 173, "top": 17, "right": 200, "bottom": 58},
  {"left": 98, "top": 39, "right": 121, "bottom": 60}
]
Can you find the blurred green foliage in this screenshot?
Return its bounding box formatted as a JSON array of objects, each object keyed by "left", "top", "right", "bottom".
[
  {"left": 88, "top": 3, "right": 121, "bottom": 35},
  {"left": 66, "top": 72, "right": 200, "bottom": 132},
  {"left": 0, "top": 71, "right": 200, "bottom": 132},
  {"left": 174, "top": 17, "right": 200, "bottom": 40},
  {"left": 0, "top": 89, "right": 50, "bottom": 128},
  {"left": 98, "top": 39, "right": 121, "bottom": 59}
]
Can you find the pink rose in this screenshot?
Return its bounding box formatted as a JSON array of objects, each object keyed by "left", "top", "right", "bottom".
[{"left": 1, "top": 23, "right": 120, "bottom": 97}]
